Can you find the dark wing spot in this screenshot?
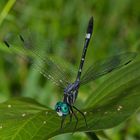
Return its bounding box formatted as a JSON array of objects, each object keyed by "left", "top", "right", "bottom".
[
  {"left": 125, "top": 60, "right": 132, "bottom": 65},
  {"left": 19, "top": 34, "right": 25, "bottom": 43},
  {"left": 3, "top": 40, "right": 10, "bottom": 48}
]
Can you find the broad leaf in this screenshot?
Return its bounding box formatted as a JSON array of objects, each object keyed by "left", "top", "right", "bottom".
[{"left": 0, "top": 59, "right": 140, "bottom": 139}]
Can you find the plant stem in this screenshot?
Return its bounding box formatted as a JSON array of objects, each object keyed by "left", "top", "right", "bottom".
[{"left": 0, "top": 0, "right": 16, "bottom": 26}]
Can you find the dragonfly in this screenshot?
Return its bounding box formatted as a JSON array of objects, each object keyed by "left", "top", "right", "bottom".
[{"left": 3, "top": 16, "right": 137, "bottom": 130}]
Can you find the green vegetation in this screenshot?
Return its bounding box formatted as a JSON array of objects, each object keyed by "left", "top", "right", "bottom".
[{"left": 0, "top": 0, "right": 140, "bottom": 139}]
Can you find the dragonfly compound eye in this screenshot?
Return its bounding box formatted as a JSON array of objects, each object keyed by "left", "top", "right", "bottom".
[{"left": 55, "top": 101, "right": 69, "bottom": 116}]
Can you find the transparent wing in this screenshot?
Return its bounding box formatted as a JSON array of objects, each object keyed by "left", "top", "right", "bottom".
[
  {"left": 3, "top": 32, "right": 71, "bottom": 89},
  {"left": 80, "top": 52, "right": 137, "bottom": 85}
]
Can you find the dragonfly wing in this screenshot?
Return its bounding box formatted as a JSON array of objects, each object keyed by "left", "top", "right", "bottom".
[
  {"left": 80, "top": 52, "right": 137, "bottom": 86},
  {"left": 3, "top": 33, "right": 71, "bottom": 89}
]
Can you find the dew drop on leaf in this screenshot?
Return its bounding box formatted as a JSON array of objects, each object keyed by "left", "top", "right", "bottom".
[
  {"left": 22, "top": 113, "right": 26, "bottom": 117},
  {"left": 104, "top": 111, "right": 108, "bottom": 114},
  {"left": 84, "top": 112, "right": 87, "bottom": 115},
  {"left": 8, "top": 104, "right": 12, "bottom": 108},
  {"left": 117, "top": 105, "right": 123, "bottom": 111},
  {"left": 119, "top": 105, "right": 123, "bottom": 109}
]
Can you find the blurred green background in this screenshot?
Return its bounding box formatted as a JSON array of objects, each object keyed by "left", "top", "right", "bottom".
[{"left": 0, "top": 0, "right": 140, "bottom": 139}]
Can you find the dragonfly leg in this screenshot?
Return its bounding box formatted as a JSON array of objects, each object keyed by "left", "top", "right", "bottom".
[
  {"left": 69, "top": 105, "right": 78, "bottom": 131},
  {"left": 61, "top": 116, "right": 66, "bottom": 129},
  {"left": 73, "top": 105, "right": 88, "bottom": 127},
  {"left": 69, "top": 112, "right": 72, "bottom": 124}
]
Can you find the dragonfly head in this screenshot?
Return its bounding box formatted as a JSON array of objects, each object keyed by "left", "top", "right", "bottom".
[{"left": 55, "top": 101, "right": 69, "bottom": 117}]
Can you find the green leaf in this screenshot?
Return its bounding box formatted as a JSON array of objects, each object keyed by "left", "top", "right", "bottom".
[{"left": 0, "top": 59, "right": 140, "bottom": 139}]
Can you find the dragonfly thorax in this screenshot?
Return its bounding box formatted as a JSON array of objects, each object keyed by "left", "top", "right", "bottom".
[
  {"left": 63, "top": 81, "right": 79, "bottom": 105},
  {"left": 64, "top": 81, "right": 79, "bottom": 95},
  {"left": 55, "top": 81, "right": 80, "bottom": 117}
]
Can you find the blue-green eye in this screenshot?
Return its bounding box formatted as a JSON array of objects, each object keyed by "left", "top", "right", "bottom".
[
  {"left": 61, "top": 103, "right": 69, "bottom": 113},
  {"left": 55, "top": 101, "right": 69, "bottom": 116}
]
